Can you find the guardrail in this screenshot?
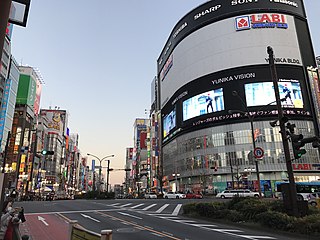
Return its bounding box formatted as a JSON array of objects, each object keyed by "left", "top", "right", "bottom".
[{"left": 69, "top": 220, "right": 112, "bottom": 240}]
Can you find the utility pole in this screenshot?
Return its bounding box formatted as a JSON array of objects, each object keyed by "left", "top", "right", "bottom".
[{"left": 267, "top": 46, "right": 299, "bottom": 217}]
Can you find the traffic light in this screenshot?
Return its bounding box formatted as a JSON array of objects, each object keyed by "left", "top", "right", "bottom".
[
  {"left": 291, "top": 134, "right": 306, "bottom": 159},
  {"left": 41, "top": 150, "right": 54, "bottom": 155}
]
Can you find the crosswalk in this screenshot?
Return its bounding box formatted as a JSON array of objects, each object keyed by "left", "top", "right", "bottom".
[
  {"left": 107, "top": 202, "right": 183, "bottom": 215},
  {"left": 99, "top": 202, "right": 277, "bottom": 240}
]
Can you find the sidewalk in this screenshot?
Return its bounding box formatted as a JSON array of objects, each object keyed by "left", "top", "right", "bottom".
[{"left": 19, "top": 214, "right": 69, "bottom": 240}]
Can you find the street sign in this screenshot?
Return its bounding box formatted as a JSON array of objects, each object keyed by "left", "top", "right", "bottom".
[{"left": 254, "top": 147, "right": 264, "bottom": 159}]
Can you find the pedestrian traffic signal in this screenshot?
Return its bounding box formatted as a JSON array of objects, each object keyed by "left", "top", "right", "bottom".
[
  {"left": 41, "top": 150, "right": 54, "bottom": 155},
  {"left": 291, "top": 134, "right": 306, "bottom": 159}
]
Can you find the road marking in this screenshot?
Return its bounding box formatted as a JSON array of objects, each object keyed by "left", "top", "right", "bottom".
[
  {"left": 172, "top": 219, "right": 196, "bottom": 224},
  {"left": 131, "top": 203, "right": 144, "bottom": 209},
  {"left": 80, "top": 213, "right": 100, "bottom": 222},
  {"left": 99, "top": 212, "right": 181, "bottom": 240},
  {"left": 188, "top": 224, "right": 217, "bottom": 227},
  {"left": 142, "top": 203, "right": 157, "bottom": 210},
  {"left": 156, "top": 204, "right": 169, "bottom": 213},
  {"left": 172, "top": 204, "right": 182, "bottom": 216},
  {"left": 109, "top": 203, "right": 121, "bottom": 206},
  {"left": 37, "top": 216, "right": 49, "bottom": 226},
  {"left": 118, "top": 212, "right": 143, "bottom": 220},
  {"left": 119, "top": 203, "right": 133, "bottom": 208},
  {"left": 239, "top": 236, "right": 276, "bottom": 239}
]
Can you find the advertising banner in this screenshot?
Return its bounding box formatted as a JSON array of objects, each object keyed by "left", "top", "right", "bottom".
[{"left": 40, "top": 110, "right": 67, "bottom": 136}]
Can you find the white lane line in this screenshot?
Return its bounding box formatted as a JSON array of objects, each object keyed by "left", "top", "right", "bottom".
[
  {"left": 119, "top": 203, "right": 133, "bottom": 208},
  {"left": 80, "top": 213, "right": 100, "bottom": 223},
  {"left": 172, "top": 204, "right": 182, "bottom": 216},
  {"left": 219, "top": 229, "right": 243, "bottom": 232},
  {"left": 109, "top": 203, "right": 121, "bottom": 206},
  {"left": 118, "top": 212, "right": 143, "bottom": 220},
  {"left": 239, "top": 236, "right": 276, "bottom": 239},
  {"left": 171, "top": 219, "right": 196, "bottom": 223},
  {"left": 131, "top": 203, "right": 145, "bottom": 209},
  {"left": 142, "top": 203, "right": 157, "bottom": 211},
  {"left": 189, "top": 224, "right": 218, "bottom": 227},
  {"left": 155, "top": 204, "right": 169, "bottom": 213}
]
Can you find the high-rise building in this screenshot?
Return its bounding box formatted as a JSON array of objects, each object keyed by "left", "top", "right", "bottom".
[{"left": 157, "top": 1, "right": 320, "bottom": 194}]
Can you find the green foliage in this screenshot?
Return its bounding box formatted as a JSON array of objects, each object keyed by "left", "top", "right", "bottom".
[
  {"left": 183, "top": 198, "right": 320, "bottom": 236},
  {"left": 256, "top": 211, "right": 295, "bottom": 231},
  {"left": 183, "top": 203, "right": 197, "bottom": 214},
  {"left": 228, "top": 197, "right": 268, "bottom": 220},
  {"left": 293, "top": 214, "right": 320, "bottom": 235}
]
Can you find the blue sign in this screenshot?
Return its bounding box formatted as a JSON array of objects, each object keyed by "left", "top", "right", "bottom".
[{"left": 92, "top": 159, "right": 95, "bottom": 171}]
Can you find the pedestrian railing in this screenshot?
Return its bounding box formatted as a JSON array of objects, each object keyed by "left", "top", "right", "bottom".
[{"left": 69, "top": 220, "right": 112, "bottom": 240}]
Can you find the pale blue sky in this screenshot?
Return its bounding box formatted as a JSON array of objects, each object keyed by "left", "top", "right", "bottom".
[{"left": 10, "top": 0, "right": 320, "bottom": 184}]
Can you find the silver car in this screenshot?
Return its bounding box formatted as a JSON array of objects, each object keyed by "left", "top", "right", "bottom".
[
  {"left": 144, "top": 192, "right": 158, "bottom": 199},
  {"left": 163, "top": 191, "right": 186, "bottom": 199},
  {"left": 307, "top": 192, "right": 320, "bottom": 206}
]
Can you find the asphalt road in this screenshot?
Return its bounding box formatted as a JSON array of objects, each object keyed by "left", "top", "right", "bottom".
[{"left": 14, "top": 198, "right": 314, "bottom": 240}]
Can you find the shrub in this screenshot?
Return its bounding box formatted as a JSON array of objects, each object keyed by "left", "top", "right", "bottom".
[
  {"left": 256, "top": 211, "right": 295, "bottom": 231},
  {"left": 228, "top": 197, "right": 268, "bottom": 221},
  {"left": 268, "top": 200, "right": 286, "bottom": 213},
  {"left": 293, "top": 214, "right": 320, "bottom": 235},
  {"left": 195, "top": 202, "right": 225, "bottom": 218},
  {"left": 225, "top": 209, "right": 244, "bottom": 222},
  {"left": 183, "top": 203, "right": 198, "bottom": 215}
]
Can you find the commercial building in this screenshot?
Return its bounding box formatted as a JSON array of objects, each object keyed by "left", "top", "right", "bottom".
[{"left": 157, "top": 1, "right": 320, "bottom": 194}]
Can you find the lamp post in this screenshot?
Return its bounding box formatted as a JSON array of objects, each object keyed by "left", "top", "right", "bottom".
[
  {"left": 229, "top": 106, "right": 262, "bottom": 198},
  {"left": 172, "top": 173, "right": 180, "bottom": 192},
  {"left": 87, "top": 153, "right": 114, "bottom": 193}
]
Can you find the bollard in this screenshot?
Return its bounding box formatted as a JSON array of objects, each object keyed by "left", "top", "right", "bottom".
[
  {"left": 68, "top": 220, "right": 78, "bottom": 240},
  {"left": 100, "top": 230, "right": 112, "bottom": 240}
]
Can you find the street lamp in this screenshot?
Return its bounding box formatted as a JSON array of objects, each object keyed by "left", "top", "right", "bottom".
[
  {"left": 172, "top": 173, "right": 180, "bottom": 192},
  {"left": 87, "top": 153, "right": 114, "bottom": 193},
  {"left": 229, "top": 90, "right": 267, "bottom": 197},
  {"left": 229, "top": 91, "right": 287, "bottom": 198}
]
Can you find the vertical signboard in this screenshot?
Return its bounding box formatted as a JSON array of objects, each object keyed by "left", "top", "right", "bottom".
[{"left": 0, "top": 79, "right": 12, "bottom": 144}]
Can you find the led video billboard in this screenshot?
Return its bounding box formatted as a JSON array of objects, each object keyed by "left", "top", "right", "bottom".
[
  {"left": 183, "top": 88, "right": 224, "bottom": 121},
  {"left": 245, "top": 80, "right": 303, "bottom": 108},
  {"left": 163, "top": 108, "right": 176, "bottom": 138}
]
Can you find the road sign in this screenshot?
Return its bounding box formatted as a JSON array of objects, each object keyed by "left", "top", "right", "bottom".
[{"left": 254, "top": 147, "right": 264, "bottom": 159}]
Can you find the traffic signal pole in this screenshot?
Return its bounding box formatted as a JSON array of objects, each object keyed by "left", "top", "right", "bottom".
[{"left": 267, "top": 46, "right": 299, "bottom": 217}]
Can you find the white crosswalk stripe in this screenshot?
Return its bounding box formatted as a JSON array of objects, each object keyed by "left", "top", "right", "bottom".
[
  {"left": 172, "top": 204, "right": 182, "bottom": 216},
  {"left": 130, "top": 203, "right": 145, "bottom": 209},
  {"left": 118, "top": 203, "right": 133, "bottom": 208},
  {"left": 142, "top": 203, "right": 157, "bottom": 210},
  {"left": 155, "top": 203, "right": 169, "bottom": 213}
]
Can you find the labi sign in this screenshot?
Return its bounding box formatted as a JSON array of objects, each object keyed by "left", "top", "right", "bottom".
[{"left": 235, "top": 13, "right": 288, "bottom": 31}]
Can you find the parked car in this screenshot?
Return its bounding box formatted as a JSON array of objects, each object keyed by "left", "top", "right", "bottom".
[
  {"left": 163, "top": 191, "right": 186, "bottom": 199},
  {"left": 307, "top": 192, "right": 320, "bottom": 207},
  {"left": 186, "top": 192, "right": 203, "bottom": 199},
  {"left": 144, "top": 192, "right": 158, "bottom": 199},
  {"left": 216, "top": 189, "right": 262, "bottom": 199}
]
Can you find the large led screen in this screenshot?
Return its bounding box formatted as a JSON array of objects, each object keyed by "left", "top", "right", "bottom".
[
  {"left": 163, "top": 108, "right": 176, "bottom": 138},
  {"left": 183, "top": 88, "right": 224, "bottom": 121},
  {"left": 245, "top": 80, "right": 303, "bottom": 108}
]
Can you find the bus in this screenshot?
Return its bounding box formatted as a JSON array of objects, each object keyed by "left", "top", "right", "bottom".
[{"left": 275, "top": 181, "right": 320, "bottom": 200}]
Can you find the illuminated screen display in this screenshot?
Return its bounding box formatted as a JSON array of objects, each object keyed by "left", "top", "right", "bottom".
[
  {"left": 163, "top": 108, "right": 176, "bottom": 138},
  {"left": 183, "top": 88, "right": 224, "bottom": 121},
  {"left": 245, "top": 81, "right": 303, "bottom": 108}
]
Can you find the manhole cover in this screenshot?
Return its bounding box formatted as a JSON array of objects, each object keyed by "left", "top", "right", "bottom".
[{"left": 116, "top": 228, "right": 140, "bottom": 233}]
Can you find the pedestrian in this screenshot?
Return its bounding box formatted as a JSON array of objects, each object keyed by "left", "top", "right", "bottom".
[{"left": 1, "top": 197, "right": 16, "bottom": 239}]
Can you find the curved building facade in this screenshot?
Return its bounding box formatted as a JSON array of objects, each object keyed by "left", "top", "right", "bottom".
[{"left": 157, "top": 0, "right": 320, "bottom": 193}]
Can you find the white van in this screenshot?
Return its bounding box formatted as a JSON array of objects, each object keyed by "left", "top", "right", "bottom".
[{"left": 216, "top": 189, "right": 262, "bottom": 198}]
